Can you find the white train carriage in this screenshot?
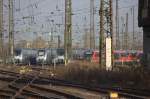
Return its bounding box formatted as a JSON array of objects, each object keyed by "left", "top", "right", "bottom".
[
  {"left": 36, "top": 48, "right": 64, "bottom": 65},
  {"left": 14, "top": 48, "right": 37, "bottom": 65}
]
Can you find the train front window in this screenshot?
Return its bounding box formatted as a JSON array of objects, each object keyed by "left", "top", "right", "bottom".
[
  {"left": 57, "top": 49, "right": 65, "bottom": 56},
  {"left": 15, "top": 50, "right": 21, "bottom": 56},
  {"left": 121, "top": 53, "right": 128, "bottom": 57},
  {"left": 38, "top": 51, "right": 45, "bottom": 56},
  {"left": 84, "top": 51, "right": 92, "bottom": 60}
]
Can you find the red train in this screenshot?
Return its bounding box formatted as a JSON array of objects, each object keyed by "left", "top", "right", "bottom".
[
  {"left": 90, "top": 50, "right": 143, "bottom": 65},
  {"left": 91, "top": 50, "right": 99, "bottom": 63},
  {"left": 113, "top": 50, "right": 142, "bottom": 65}
]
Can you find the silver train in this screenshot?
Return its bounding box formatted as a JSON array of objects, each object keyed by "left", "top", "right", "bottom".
[
  {"left": 36, "top": 48, "right": 65, "bottom": 65},
  {"left": 14, "top": 48, "right": 37, "bottom": 65},
  {"left": 72, "top": 48, "right": 93, "bottom": 60}
]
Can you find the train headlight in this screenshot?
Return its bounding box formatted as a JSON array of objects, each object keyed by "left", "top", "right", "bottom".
[
  {"left": 44, "top": 56, "right": 46, "bottom": 61},
  {"left": 20, "top": 55, "right": 23, "bottom": 60}
]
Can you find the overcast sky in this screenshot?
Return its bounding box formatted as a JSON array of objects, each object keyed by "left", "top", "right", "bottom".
[{"left": 3, "top": 0, "right": 141, "bottom": 47}]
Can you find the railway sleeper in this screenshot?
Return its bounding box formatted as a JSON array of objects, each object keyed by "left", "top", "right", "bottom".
[{"left": 30, "top": 84, "right": 83, "bottom": 99}]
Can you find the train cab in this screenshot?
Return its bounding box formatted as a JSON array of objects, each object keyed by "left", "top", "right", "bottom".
[
  {"left": 36, "top": 48, "right": 65, "bottom": 65},
  {"left": 14, "top": 48, "right": 37, "bottom": 65}
]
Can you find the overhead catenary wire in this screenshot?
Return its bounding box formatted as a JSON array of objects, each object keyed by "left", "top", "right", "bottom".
[{"left": 2, "top": 0, "right": 141, "bottom": 51}]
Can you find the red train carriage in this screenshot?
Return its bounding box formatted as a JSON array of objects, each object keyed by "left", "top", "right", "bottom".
[
  {"left": 90, "top": 50, "right": 142, "bottom": 65},
  {"left": 114, "top": 50, "right": 142, "bottom": 65},
  {"left": 91, "top": 50, "right": 99, "bottom": 63}
]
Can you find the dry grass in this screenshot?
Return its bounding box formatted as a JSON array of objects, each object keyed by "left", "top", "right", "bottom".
[
  {"left": 0, "top": 62, "right": 149, "bottom": 89},
  {"left": 54, "top": 62, "right": 150, "bottom": 89}
]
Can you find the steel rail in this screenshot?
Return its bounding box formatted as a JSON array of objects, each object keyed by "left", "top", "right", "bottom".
[
  {"left": 29, "top": 84, "right": 82, "bottom": 99},
  {"left": 22, "top": 89, "right": 62, "bottom": 99},
  {"left": 0, "top": 69, "right": 82, "bottom": 98},
  {"left": 0, "top": 69, "right": 40, "bottom": 98},
  {"left": 0, "top": 88, "right": 57, "bottom": 99},
  {"left": 0, "top": 69, "right": 149, "bottom": 99},
  {"left": 4, "top": 78, "right": 82, "bottom": 99},
  {"left": 100, "top": 87, "right": 150, "bottom": 97},
  {"left": 12, "top": 76, "right": 38, "bottom": 99}
]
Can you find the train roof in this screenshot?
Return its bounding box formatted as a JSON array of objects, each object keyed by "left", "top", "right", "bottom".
[
  {"left": 114, "top": 50, "right": 143, "bottom": 53},
  {"left": 15, "top": 48, "right": 38, "bottom": 50},
  {"left": 37, "top": 48, "right": 65, "bottom": 52}
]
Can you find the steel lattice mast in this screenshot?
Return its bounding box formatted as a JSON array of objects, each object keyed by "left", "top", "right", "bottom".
[
  {"left": 90, "top": 0, "right": 95, "bottom": 49},
  {"left": 9, "top": 0, "right": 14, "bottom": 58},
  {"left": 0, "top": 0, "right": 3, "bottom": 59},
  {"left": 64, "top": 0, "right": 72, "bottom": 65},
  {"left": 116, "top": 0, "right": 119, "bottom": 49},
  {"left": 99, "top": 0, "right": 113, "bottom": 69}
]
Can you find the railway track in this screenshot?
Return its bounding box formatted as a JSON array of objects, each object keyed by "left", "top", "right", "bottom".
[
  {"left": 0, "top": 68, "right": 149, "bottom": 99},
  {"left": 0, "top": 69, "right": 82, "bottom": 99}
]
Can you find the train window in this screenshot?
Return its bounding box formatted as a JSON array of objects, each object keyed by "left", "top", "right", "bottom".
[
  {"left": 15, "top": 50, "right": 21, "bottom": 56},
  {"left": 85, "top": 53, "right": 92, "bottom": 57},
  {"left": 51, "top": 49, "right": 57, "bottom": 56},
  {"left": 114, "top": 53, "right": 119, "bottom": 59},
  {"left": 131, "top": 53, "right": 136, "bottom": 57},
  {"left": 57, "top": 49, "right": 64, "bottom": 56},
  {"left": 38, "top": 50, "right": 45, "bottom": 56},
  {"left": 121, "top": 53, "right": 128, "bottom": 57}
]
